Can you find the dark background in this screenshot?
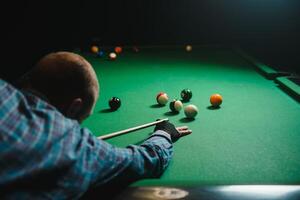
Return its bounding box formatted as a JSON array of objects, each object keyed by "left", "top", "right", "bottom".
[{"left": 1, "top": 0, "right": 300, "bottom": 82}]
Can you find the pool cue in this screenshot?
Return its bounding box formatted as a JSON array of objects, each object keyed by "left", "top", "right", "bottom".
[{"left": 98, "top": 118, "right": 169, "bottom": 140}]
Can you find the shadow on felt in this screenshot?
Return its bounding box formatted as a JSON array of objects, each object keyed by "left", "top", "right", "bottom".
[
  {"left": 150, "top": 104, "right": 165, "bottom": 108},
  {"left": 99, "top": 108, "right": 114, "bottom": 113},
  {"left": 179, "top": 117, "right": 195, "bottom": 123},
  {"left": 206, "top": 105, "right": 221, "bottom": 110},
  {"left": 163, "top": 111, "right": 178, "bottom": 116}
]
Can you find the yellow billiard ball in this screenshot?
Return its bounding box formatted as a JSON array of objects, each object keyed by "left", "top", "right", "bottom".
[
  {"left": 91, "top": 45, "right": 99, "bottom": 54},
  {"left": 210, "top": 94, "right": 223, "bottom": 107}
]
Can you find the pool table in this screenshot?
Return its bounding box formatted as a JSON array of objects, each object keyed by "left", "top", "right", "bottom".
[{"left": 81, "top": 46, "right": 300, "bottom": 199}]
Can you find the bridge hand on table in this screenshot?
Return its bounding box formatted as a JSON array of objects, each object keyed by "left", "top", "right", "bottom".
[
  {"left": 154, "top": 121, "right": 192, "bottom": 142},
  {"left": 176, "top": 126, "right": 192, "bottom": 138}
]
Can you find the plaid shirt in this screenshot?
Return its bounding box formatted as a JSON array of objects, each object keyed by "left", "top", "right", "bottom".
[{"left": 0, "top": 79, "right": 173, "bottom": 199}]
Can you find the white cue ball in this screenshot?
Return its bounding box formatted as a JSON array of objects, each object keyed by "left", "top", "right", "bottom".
[
  {"left": 156, "top": 92, "right": 169, "bottom": 105},
  {"left": 186, "top": 45, "right": 192, "bottom": 52},
  {"left": 184, "top": 104, "right": 198, "bottom": 118},
  {"left": 109, "top": 52, "right": 117, "bottom": 60}
]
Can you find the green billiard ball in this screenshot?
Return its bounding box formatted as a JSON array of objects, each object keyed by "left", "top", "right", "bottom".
[{"left": 181, "top": 89, "right": 192, "bottom": 102}]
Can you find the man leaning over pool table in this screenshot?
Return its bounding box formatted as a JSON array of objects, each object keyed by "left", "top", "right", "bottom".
[{"left": 0, "top": 52, "right": 192, "bottom": 199}]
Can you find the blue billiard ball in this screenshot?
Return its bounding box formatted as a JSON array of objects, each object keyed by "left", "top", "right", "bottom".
[{"left": 97, "top": 50, "right": 105, "bottom": 58}]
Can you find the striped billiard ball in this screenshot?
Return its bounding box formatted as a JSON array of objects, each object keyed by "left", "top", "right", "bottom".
[
  {"left": 169, "top": 100, "right": 183, "bottom": 113},
  {"left": 156, "top": 92, "right": 169, "bottom": 105}
]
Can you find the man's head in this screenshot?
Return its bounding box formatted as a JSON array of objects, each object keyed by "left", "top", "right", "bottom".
[{"left": 24, "top": 52, "right": 99, "bottom": 123}]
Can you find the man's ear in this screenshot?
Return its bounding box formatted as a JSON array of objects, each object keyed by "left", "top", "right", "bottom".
[{"left": 66, "top": 98, "right": 83, "bottom": 120}]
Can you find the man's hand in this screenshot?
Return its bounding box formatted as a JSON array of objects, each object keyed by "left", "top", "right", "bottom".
[
  {"left": 154, "top": 121, "right": 192, "bottom": 142},
  {"left": 176, "top": 126, "right": 192, "bottom": 138}
]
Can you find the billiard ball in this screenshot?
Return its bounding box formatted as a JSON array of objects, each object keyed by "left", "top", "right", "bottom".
[
  {"left": 115, "top": 46, "right": 122, "bottom": 54},
  {"left": 133, "top": 46, "right": 139, "bottom": 53},
  {"left": 109, "top": 52, "right": 117, "bottom": 60},
  {"left": 97, "top": 50, "right": 104, "bottom": 57},
  {"left": 184, "top": 104, "right": 198, "bottom": 118},
  {"left": 186, "top": 45, "right": 192, "bottom": 52},
  {"left": 169, "top": 100, "right": 183, "bottom": 113},
  {"left": 109, "top": 97, "right": 121, "bottom": 110},
  {"left": 156, "top": 92, "right": 169, "bottom": 105},
  {"left": 91, "top": 45, "right": 99, "bottom": 54},
  {"left": 181, "top": 89, "right": 192, "bottom": 102},
  {"left": 210, "top": 94, "right": 223, "bottom": 107}
]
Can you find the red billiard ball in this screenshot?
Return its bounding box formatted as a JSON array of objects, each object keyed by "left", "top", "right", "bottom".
[{"left": 115, "top": 46, "right": 122, "bottom": 54}]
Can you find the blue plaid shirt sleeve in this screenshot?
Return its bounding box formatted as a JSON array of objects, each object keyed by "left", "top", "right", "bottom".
[{"left": 0, "top": 79, "right": 173, "bottom": 199}]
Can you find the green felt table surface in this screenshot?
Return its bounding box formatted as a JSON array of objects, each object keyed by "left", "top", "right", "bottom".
[{"left": 81, "top": 47, "right": 300, "bottom": 186}]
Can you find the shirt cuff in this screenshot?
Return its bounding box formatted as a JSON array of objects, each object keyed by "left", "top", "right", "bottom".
[{"left": 148, "top": 130, "right": 172, "bottom": 143}]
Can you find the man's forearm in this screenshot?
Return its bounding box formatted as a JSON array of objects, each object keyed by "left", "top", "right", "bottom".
[
  {"left": 87, "top": 130, "right": 173, "bottom": 187},
  {"left": 127, "top": 130, "right": 173, "bottom": 178}
]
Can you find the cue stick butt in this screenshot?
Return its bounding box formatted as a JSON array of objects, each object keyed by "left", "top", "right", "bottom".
[{"left": 98, "top": 118, "right": 169, "bottom": 140}]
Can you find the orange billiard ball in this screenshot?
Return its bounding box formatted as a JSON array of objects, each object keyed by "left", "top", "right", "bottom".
[
  {"left": 210, "top": 94, "right": 223, "bottom": 107},
  {"left": 91, "top": 45, "right": 99, "bottom": 54},
  {"left": 115, "top": 46, "right": 122, "bottom": 54}
]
